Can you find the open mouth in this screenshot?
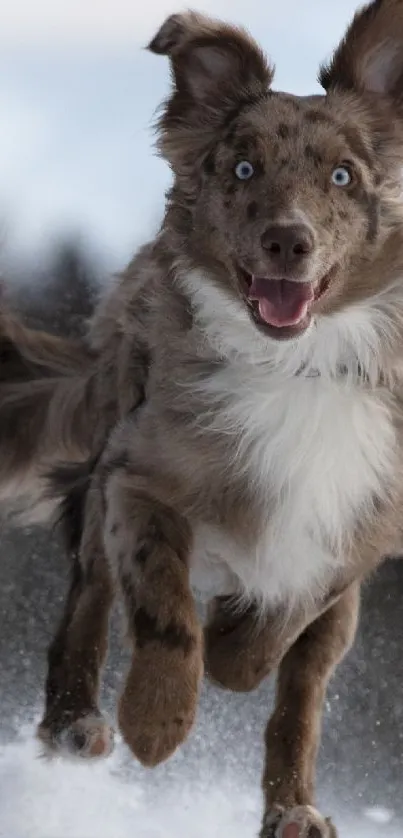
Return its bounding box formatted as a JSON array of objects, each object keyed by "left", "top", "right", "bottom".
[{"left": 240, "top": 271, "right": 331, "bottom": 339}]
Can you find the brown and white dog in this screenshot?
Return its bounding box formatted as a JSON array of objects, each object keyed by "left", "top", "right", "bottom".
[{"left": 2, "top": 1, "right": 403, "bottom": 835}]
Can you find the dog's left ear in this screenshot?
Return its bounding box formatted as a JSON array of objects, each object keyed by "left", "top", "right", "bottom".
[
  {"left": 148, "top": 11, "right": 273, "bottom": 111},
  {"left": 319, "top": 0, "right": 403, "bottom": 108}
]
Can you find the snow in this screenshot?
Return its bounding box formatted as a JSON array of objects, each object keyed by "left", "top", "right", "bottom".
[
  {"left": 0, "top": 721, "right": 400, "bottom": 838},
  {"left": 1, "top": 527, "right": 402, "bottom": 838},
  {"left": 364, "top": 807, "right": 394, "bottom": 825},
  {"left": 0, "top": 726, "right": 260, "bottom": 838}
]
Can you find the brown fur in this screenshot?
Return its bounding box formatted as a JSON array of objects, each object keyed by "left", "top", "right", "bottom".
[{"left": 3, "top": 3, "right": 403, "bottom": 836}]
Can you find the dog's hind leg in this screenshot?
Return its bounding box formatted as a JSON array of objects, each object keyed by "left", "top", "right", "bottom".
[{"left": 37, "top": 473, "right": 116, "bottom": 759}]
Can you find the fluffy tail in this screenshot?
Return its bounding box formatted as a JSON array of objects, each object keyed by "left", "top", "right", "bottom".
[
  {"left": 0, "top": 243, "right": 116, "bottom": 524},
  {"left": 0, "top": 308, "right": 92, "bottom": 378},
  {"left": 0, "top": 310, "right": 108, "bottom": 524}
]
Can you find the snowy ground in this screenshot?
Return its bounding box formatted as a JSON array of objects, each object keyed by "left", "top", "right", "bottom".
[
  {"left": 1, "top": 527, "right": 403, "bottom": 837},
  {"left": 1, "top": 0, "right": 403, "bottom": 835}
]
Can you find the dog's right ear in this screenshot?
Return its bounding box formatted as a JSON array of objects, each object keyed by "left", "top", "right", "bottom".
[{"left": 148, "top": 11, "right": 273, "bottom": 112}]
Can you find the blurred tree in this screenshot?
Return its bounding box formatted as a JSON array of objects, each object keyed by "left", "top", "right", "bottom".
[{"left": 9, "top": 238, "right": 102, "bottom": 337}]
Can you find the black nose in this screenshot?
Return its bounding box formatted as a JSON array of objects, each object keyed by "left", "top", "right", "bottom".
[{"left": 261, "top": 223, "right": 314, "bottom": 265}]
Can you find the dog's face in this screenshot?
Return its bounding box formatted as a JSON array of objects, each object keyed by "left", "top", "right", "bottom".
[{"left": 150, "top": 3, "right": 403, "bottom": 341}]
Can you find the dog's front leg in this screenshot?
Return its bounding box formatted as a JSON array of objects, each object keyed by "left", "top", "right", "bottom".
[
  {"left": 260, "top": 584, "right": 360, "bottom": 838},
  {"left": 102, "top": 450, "right": 204, "bottom": 767},
  {"left": 205, "top": 583, "right": 359, "bottom": 837}
]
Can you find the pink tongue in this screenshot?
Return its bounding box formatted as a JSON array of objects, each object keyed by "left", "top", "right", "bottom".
[{"left": 249, "top": 277, "right": 314, "bottom": 327}]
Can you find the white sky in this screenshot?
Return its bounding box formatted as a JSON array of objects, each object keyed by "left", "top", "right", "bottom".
[{"left": 2, "top": 0, "right": 360, "bottom": 48}]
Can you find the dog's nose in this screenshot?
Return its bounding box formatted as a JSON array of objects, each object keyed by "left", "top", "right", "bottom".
[{"left": 261, "top": 223, "right": 314, "bottom": 266}]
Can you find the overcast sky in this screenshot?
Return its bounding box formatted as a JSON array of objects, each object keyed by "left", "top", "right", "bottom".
[{"left": 0, "top": 0, "right": 362, "bottom": 269}]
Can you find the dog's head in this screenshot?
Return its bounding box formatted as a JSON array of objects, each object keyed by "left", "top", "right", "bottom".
[{"left": 149, "top": 2, "right": 403, "bottom": 342}]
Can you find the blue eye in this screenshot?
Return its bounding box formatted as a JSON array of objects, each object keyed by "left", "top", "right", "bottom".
[
  {"left": 331, "top": 165, "right": 352, "bottom": 187},
  {"left": 235, "top": 160, "right": 254, "bottom": 180}
]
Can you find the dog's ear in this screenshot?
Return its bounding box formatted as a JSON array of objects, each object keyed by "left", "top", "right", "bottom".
[
  {"left": 148, "top": 12, "right": 195, "bottom": 56},
  {"left": 319, "top": 0, "right": 403, "bottom": 109},
  {"left": 148, "top": 11, "right": 273, "bottom": 112}
]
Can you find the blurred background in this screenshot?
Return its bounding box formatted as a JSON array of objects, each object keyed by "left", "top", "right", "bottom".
[{"left": 1, "top": 1, "right": 403, "bottom": 836}]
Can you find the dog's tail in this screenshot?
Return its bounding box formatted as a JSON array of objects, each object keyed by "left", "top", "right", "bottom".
[
  {"left": 0, "top": 310, "right": 111, "bottom": 525},
  {"left": 0, "top": 305, "right": 92, "bottom": 377}
]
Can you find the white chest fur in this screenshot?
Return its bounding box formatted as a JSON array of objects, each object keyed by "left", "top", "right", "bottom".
[
  {"left": 181, "top": 270, "right": 399, "bottom": 609},
  {"left": 189, "top": 370, "right": 396, "bottom": 609}
]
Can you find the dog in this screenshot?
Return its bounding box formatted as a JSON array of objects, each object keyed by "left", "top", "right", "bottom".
[{"left": 2, "top": 2, "right": 403, "bottom": 835}]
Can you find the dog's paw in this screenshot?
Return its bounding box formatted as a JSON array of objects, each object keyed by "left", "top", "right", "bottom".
[
  {"left": 118, "top": 645, "right": 203, "bottom": 767},
  {"left": 260, "top": 805, "right": 337, "bottom": 838},
  {"left": 204, "top": 598, "right": 273, "bottom": 692},
  {"left": 37, "top": 713, "right": 115, "bottom": 760}
]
